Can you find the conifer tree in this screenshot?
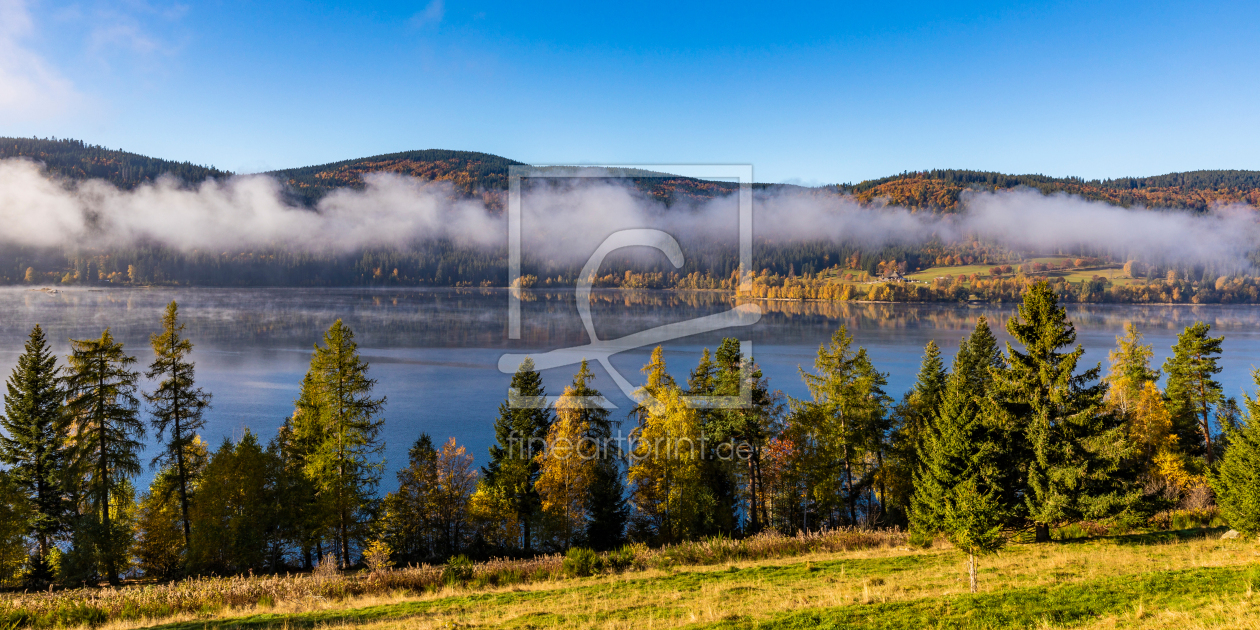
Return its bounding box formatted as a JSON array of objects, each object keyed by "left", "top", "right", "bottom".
[
  {"left": 910, "top": 356, "right": 994, "bottom": 540},
  {"left": 706, "top": 339, "right": 776, "bottom": 534},
  {"left": 482, "top": 358, "right": 551, "bottom": 551},
  {"left": 953, "top": 316, "right": 1005, "bottom": 399},
  {"left": 1212, "top": 370, "right": 1260, "bottom": 535},
  {"left": 996, "top": 283, "right": 1133, "bottom": 542},
  {"left": 292, "top": 320, "right": 386, "bottom": 568},
  {"left": 887, "top": 341, "right": 948, "bottom": 528},
  {"left": 144, "top": 301, "right": 211, "bottom": 549},
  {"left": 687, "top": 348, "right": 717, "bottom": 397},
  {"left": 1163, "top": 321, "right": 1224, "bottom": 464},
  {"left": 188, "top": 431, "right": 286, "bottom": 574},
  {"left": 897, "top": 342, "right": 947, "bottom": 483},
  {"left": 796, "top": 326, "right": 891, "bottom": 525},
  {"left": 942, "top": 477, "right": 1004, "bottom": 593},
  {"left": 63, "top": 330, "right": 143, "bottom": 585},
  {"left": 136, "top": 437, "right": 207, "bottom": 579},
  {"left": 381, "top": 434, "right": 440, "bottom": 563},
  {"left": 276, "top": 377, "right": 324, "bottom": 570},
  {"left": 906, "top": 340, "right": 947, "bottom": 448},
  {"left": 0, "top": 325, "right": 68, "bottom": 583}
]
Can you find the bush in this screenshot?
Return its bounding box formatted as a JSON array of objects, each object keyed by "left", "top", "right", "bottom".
[
  {"left": 441, "top": 555, "right": 474, "bottom": 585},
  {"left": 605, "top": 544, "right": 640, "bottom": 571},
  {"left": 562, "top": 547, "right": 603, "bottom": 578},
  {"left": 363, "top": 540, "right": 392, "bottom": 574}
]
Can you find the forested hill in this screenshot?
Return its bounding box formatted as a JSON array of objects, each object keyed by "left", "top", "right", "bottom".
[
  {"left": 267, "top": 149, "right": 527, "bottom": 206},
  {"left": 0, "top": 137, "right": 230, "bottom": 188},
  {"left": 841, "top": 169, "right": 1260, "bottom": 212},
  {"left": 266, "top": 152, "right": 754, "bottom": 207},
  {"left": 6, "top": 137, "right": 1260, "bottom": 213}
]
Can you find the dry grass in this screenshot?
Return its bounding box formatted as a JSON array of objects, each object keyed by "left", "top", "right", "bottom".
[
  {"left": 0, "top": 529, "right": 904, "bottom": 629},
  {"left": 65, "top": 529, "right": 1260, "bottom": 630}
]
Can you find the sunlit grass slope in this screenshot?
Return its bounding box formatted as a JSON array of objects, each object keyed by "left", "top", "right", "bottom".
[{"left": 104, "top": 528, "right": 1260, "bottom": 630}]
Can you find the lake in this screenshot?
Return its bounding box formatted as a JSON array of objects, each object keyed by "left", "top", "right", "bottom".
[{"left": 1, "top": 286, "right": 1258, "bottom": 489}]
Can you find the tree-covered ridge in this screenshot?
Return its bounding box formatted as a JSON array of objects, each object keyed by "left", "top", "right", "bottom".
[
  {"left": 7, "top": 136, "right": 1260, "bottom": 213},
  {"left": 842, "top": 169, "right": 1260, "bottom": 212},
  {"left": 268, "top": 149, "right": 527, "bottom": 206},
  {"left": 0, "top": 138, "right": 230, "bottom": 189}
]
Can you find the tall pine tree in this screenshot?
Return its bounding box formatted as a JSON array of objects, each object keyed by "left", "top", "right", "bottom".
[
  {"left": 144, "top": 301, "right": 211, "bottom": 550},
  {"left": 1163, "top": 321, "right": 1224, "bottom": 465},
  {"left": 0, "top": 325, "right": 68, "bottom": 583},
  {"left": 63, "top": 330, "right": 143, "bottom": 585},
  {"left": 292, "top": 320, "right": 386, "bottom": 568}
]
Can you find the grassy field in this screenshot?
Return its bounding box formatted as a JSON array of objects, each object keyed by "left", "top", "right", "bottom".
[
  {"left": 906, "top": 257, "right": 1138, "bottom": 286},
  {"left": 84, "top": 528, "right": 1260, "bottom": 630},
  {"left": 818, "top": 257, "right": 1140, "bottom": 288}
]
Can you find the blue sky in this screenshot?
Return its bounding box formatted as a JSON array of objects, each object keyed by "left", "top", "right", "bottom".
[{"left": 3, "top": 0, "right": 1259, "bottom": 183}]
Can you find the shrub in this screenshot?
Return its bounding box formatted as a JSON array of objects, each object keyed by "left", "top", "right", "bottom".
[
  {"left": 363, "top": 540, "right": 392, "bottom": 574},
  {"left": 441, "top": 555, "right": 474, "bottom": 585},
  {"left": 605, "top": 544, "right": 640, "bottom": 571},
  {"left": 562, "top": 548, "right": 603, "bottom": 578}
]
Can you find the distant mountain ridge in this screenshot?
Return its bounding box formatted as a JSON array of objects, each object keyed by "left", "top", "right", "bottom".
[
  {"left": 4, "top": 137, "right": 1259, "bottom": 212},
  {"left": 839, "top": 169, "right": 1260, "bottom": 213}
]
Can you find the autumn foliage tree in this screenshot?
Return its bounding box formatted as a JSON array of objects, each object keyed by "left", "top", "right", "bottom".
[{"left": 535, "top": 385, "right": 597, "bottom": 550}]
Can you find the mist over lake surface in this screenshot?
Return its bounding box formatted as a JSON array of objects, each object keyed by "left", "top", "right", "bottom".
[{"left": 2, "top": 286, "right": 1259, "bottom": 487}]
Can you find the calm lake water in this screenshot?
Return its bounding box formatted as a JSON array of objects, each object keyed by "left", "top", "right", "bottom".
[{"left": 2, "top": 286, "right": 1259, "bottom": 487}]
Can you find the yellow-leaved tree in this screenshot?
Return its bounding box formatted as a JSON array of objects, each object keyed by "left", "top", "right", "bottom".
[
  {"left": 627, "top": 348, "right": 708, "bottom": 545},
  {"left": 534, "top": 386, "right": 597, "bottom": 550}
]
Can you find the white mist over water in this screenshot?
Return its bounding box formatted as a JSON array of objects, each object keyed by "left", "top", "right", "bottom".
[{"left": 0, "top": 158, "right": 1257, "bottom": 267}]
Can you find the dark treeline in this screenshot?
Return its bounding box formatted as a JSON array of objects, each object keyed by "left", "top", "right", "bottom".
[
  {"left": 0, "top": 138, "right": 229, "bottom": 189},
  {"left": 3, "top": 283, "right": 1260, "bottom": 591},
  {"left": 9, "top": 238, "right": 1260, "bottom": 308}
]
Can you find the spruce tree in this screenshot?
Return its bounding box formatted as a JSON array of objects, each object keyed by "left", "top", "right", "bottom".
[
  {"left": 687, "top": 343, "right": 740, "bottom": 536},
  {"left": 0, "top": 325, "right": 68, "bottom": 583},
  {"left": 483, "top": 358, "right": 551, "bottom": 551},
  {"left": 996, "top": 283, "right": 1133, "bottom": 542},
  {"left": 1212, "top": 370, "right": 1260, "bottom": 535},
  {"left": 953, "top": 316, "right": 1005, "bottom": 399},
  {"left": 903, "top": 341, "right": 947, "bottom": 468},
  {"left": 942, "top": 477, "right": 1004, "bottom": 593},
  {"left": 1163, "top": 321, "right": 1224, "bottom": 465},
  {"left": 63, "top": 329, "right": 143, "bottom": 585},
  {"left": 144, "top": 301, "right": 211, "bottom": 550},
  {"left": 292, "top": 320, "right": 386, "bottom": 568},
  {"left": 910, "top": 362, "right": 991, "bottom": 540},
  {"left": 382, "top": 434, "right": 440, "bottom": 563}
]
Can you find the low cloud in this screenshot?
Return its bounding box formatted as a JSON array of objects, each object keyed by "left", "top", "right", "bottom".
[{"left": 0, "top": 157, "right": 1256, "bottom": 269}]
